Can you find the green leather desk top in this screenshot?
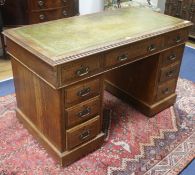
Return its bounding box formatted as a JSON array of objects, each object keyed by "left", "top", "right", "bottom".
[{"left": 4, "top": 7, "right": 192, "bottom": 66}]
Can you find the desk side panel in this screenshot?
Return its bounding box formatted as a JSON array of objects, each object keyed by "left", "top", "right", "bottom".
[
  {"left": 11, "top": 58, "right": 65, "bottom": 152},
  {"left": 6, "top": 38, "right": 58, "bottom": 88}
]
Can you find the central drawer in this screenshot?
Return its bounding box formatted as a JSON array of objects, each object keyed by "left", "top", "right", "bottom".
[
  {"left": 104, "top": 36, "right": 163, "bottom": 68},
  {"left": 66, "top": 116, "right": 100, "bottom": 150},
  {"left": 64, "top": 78, "right": 101, "bottom": 108}
]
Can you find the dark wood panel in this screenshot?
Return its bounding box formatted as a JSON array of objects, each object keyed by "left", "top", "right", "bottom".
[
  {"left": 1, "top": 0, "right": 79, "bottom": 25},
  {"left": 1, "top": 0, "right": 28, "bottom": 25},
  {"left": 165, "top": 0, "right": 195, "bottom": 38}
]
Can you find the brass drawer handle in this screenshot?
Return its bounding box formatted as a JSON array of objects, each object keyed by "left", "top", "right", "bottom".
[
  {"left": 80, "top": 130, "right": 91, "bottom": 140},
  {"left": 168, "top": 54, "right": 176, "bottom": 61},
  {"left": 162, "top": 88, "right": 170, "bottom": 95},
  {"left": 39, "top": 14, "right": 45, "bottom": 20},
  {"left": 62, "top": 0, "right": 67, "bottom": 2},
  {"left": 76, "top": 66, "right": 89, "bottom": 77},
  {"left": 78, "top": 107, "right": 91, "bottom": 118},
  {"left": 38, "top": 0, "right": 44, "bottom": 7},
  {"left": 175, "top": 36, "right": 181, "bottom": 43},
  {"left": 77, "top": 87, "right": 91, "bottom": 97},
  {"left": 166, "top": 70, "right": 175, "bottom": 78},
  {"left": 148, "top": 44, "right": 156, "bottom": 52},
  {"left": 118, "top": 54, "right": 128, "bottom": 62}
]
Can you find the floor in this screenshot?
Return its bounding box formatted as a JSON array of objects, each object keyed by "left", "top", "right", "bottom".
[{"left": 0, "top": 56, "right": 12, "bottom": 81}]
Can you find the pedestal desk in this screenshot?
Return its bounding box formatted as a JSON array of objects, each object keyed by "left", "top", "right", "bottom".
[{"left": 3, "top": 7, "right": 193, "bottom": 166}]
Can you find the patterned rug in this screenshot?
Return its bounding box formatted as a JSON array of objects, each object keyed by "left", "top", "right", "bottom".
[{"left": 0, "top": 78, "right": 195, "bottom": 175}]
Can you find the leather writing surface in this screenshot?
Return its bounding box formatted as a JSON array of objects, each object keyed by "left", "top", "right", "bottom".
[{"left": 4, "top": 7, "right": 192, "bottom": 65}]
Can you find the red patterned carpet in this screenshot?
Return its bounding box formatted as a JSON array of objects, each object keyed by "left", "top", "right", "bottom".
[{"left": 0, "top": 78, "right": 195, "bottom": 175}]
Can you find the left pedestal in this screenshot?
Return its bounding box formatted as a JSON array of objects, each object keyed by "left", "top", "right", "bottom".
[{"left": 10, "top": 53, "right": 104, "bottom": 166}]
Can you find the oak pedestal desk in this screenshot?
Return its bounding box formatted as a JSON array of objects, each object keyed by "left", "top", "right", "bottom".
[{"left": 3, "top": 7, "right": 193, "bottom": 166}]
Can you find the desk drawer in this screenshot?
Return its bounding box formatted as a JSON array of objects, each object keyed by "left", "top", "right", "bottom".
[
  {"left": 61, "top": 55, "right": 101, "bottom": 85},
  {"left": 104, "top": 37, "right": 163, "bottom": 68},
  {"left": 164, "top": 29, "right": 188, "bottom": 48},
  {"left": 159, "top": 63, "right": 180, "bottom": 83},
  {"left": 30, "top": 0, "right": 69, "bottom": 10},
  {"left": 66, "top": 116, "right": 100, "bottom": 150},
  {"left": 66, "top": 97, "right": 100, "bottom": 128},
  {"left": 156, "top": 79, "right": 177, "bottom": 101},
  {"left": 29, "top": 7, "right": 70, "bottom": 24},
  {"left": 160, "top": 45, "right": 184, "bottom": 67},
  {"left": 65, "top": 78, "right": 101, "bottom": 108}
]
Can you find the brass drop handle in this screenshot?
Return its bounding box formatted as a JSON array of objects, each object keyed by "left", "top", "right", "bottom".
[
  {"left": 39, "top": 14, "right": 45, "bottom": 20},
  {"left": 166, "top": 70, "right": 175, "bottom": 77},
  {"left": 38, "top": 0, "right": 44, "bottom": 7},
  {"left": 76, "top": 66, "right": 89, "bottom": 77},
  {"left": 80, "top": 130, "right": 91, "bottom": 140},
  {"left": 77, "top": 87, "right": 91, "bottom": 97},
  {"left": 148, "top": 44, "right": 156, "bottom": 52},
  {"left": 78, "top": 107, "right": 91, "bottom": 118},
  {"left": 168, "top": 54, "right": 176, "bottom": 61},
  {"left": 118, "top": 54, "right": 128, "bottom": 62},
  {"left": 62, "top": 10, "right": 67, "bottom": 16},
  {"left": 62, "top": 0, "right": 67, "bottom": 3},
  {"left": 175, "top": 36, "right": 181, "bottom": 43},
  {"left": 162, "top": 88, "right": 170, "bottom": 95}
]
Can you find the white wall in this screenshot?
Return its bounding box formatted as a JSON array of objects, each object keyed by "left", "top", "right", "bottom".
[
  {"left": 157, "top": 0, "right": 166, "bottom": 13},
  {"left": 79, "top": 0, "right": 104, "bottom": 15}
]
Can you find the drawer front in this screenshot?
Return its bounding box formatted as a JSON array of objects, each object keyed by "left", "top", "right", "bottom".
[
  {"left": 164, "top": 29, "right": 189, "bottom": 48},
  {"left": 65, "top": 78, "right": 101, "bottom": 108},
  {"left": 66, "top": 116, "right": 100, "bottom": 150},
  {"left": 156, "top": 79, "right": 177, "bottom": 101},
  {"left": 30, "top": 0, "right": 69, "bottom": 10},
  {"left": 160, "top": 45, "right": 184, "bottom": 67},
  {"left": 104, "top": 37, "right": 163, "bottom": 68},
  {"left": 66, "top": 97, "right": 100, "bottom": 128},
  {"left": 61, "top": 55, "right": 101, "bottom": 85},
  {"left": 29, "top": 7, "right": 70, "bottom": 24},
  {"left": 159, "top": 63, "right": 180, "bottom": 83}
]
